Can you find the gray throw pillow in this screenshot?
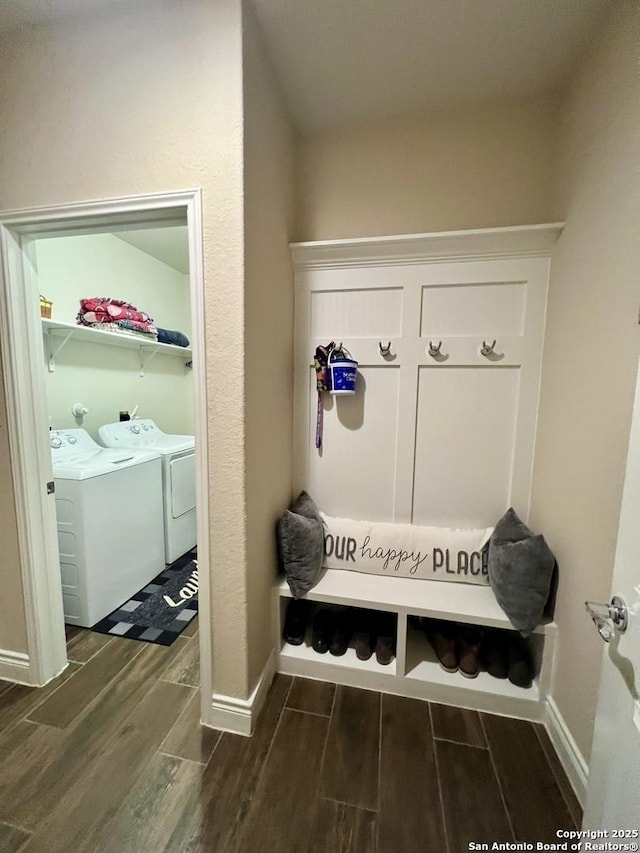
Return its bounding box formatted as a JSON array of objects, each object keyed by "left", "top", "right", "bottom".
[
  {"left": 277, "top": 492, "right": 324, "bottom": 598},
  {"left": 488, "top": 508, "right": 556, "bottom": 637},
  {"left": 291, "top": 490, "right": 322, "bottom": 522}
]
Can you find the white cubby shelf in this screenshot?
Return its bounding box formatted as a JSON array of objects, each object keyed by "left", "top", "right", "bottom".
[{"left": 276, "top": 569, "right": 556, "bottom": 722}]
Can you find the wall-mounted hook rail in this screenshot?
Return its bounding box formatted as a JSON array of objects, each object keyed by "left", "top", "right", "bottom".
[
  {"left": 428, "top": 340, "right": 443, "bottom": 358},
  {"left": 47, "top": 330, "right": 73, "bottom": 372},
  {"left": 481, "top": 339, "right": 497, "bottom": 357},
  {"left": 378, "top": 341, "right": 392, "bottom": 357}
]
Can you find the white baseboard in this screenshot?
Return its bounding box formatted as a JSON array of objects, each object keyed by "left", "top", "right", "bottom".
[
  {"left": 209, "top": 649, "right": 276, "bottom": 737},
  {"left": 0, "top": 649, "right": 32, "bottom": 685},
  {"left": 544, "top": 695, "right": 589, "bottom": 806}
]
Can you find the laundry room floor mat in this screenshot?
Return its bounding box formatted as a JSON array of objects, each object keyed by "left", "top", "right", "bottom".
[{"left": 91, "top": 550, "right": 198, "bottom": 646}]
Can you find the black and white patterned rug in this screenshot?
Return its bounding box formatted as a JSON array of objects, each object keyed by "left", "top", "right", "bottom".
[{"left": 91, "top": 550, "right": 198, "bottom": 646}]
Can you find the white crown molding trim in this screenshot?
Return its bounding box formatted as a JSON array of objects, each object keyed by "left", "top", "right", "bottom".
[
  {"left": 0, "top": 189, "right": 199, "bottom": 233},
  {"left": 0, "top": 649, "right": 32, "bottom": 685},
  {"left": 209, "top": 649, "right": 276, "bottom": 737},
  {"left": 290, "top": 223, "right": 564, "bottom": 270},
  {"left": 544, "top": 695, "right": 589, "bottom": 807}
]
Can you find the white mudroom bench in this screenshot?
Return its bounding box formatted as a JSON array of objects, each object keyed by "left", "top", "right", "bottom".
[{"left": 276, "top": 569, "right": 555, "bottom": 722}]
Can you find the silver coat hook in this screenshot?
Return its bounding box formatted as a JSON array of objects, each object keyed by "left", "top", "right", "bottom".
[
  {"left": 428, "top": 340, "right": 443, "bottom": 357},
  {"left": 481, "top": 339, "right": 497, "bottom": 357},
  {"left": 379, "top": 341, "right": 392, "bottom": 356}
]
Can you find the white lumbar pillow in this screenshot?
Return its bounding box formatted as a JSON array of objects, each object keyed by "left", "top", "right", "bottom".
[{"left": 320, "top": 514, "right": 493, "bottom": 585}]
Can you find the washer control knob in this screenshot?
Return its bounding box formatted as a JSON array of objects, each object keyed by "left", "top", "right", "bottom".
[
  {"left": 51, "top": 437, "right": 63, "bottom": 449},
  {"left": 130, "top": 424, "right": 141, "bottom": 434},
  {"left": 68, "top": 436, "right": 77, "bottom": 444}
]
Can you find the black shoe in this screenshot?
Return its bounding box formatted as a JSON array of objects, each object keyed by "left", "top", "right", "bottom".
[
  {"left": 507, "top": 633, "right": 534, "bottom": 688},
  {"left": 479, "top": 628, "right": 509, "bottom": 679},
  {"left": 283, "top": 599, "right": 310, "bottom": 646},
  {"left": 353, "top": 609, "right": 375, "bottom": 661},
  {"left": 329, "top": 609, "right": 353, "bottom": 656},
  {"left": 312, "top": 609, "right": 333, "bottom": 654},
  {"left": 374, "top": 613, "right": 396, "bottom": 665}
]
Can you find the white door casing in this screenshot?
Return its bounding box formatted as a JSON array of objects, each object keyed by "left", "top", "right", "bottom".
[
  {"left": 0, "top": 228, "right": 66, "bottom": 684},
  {"left": 583, "top": 356, "right": 640, "bottom": 828},
  {"left": 0, "top": 192, "right": 211, "bottom": 710}
]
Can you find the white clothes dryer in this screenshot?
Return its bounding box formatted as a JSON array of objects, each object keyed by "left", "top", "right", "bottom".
[
  {"left": 50, "top": 428, "right": 164, "bottom": 627},
  {"left": 98, "top": 419, "right": 196, "bottom": 564}
]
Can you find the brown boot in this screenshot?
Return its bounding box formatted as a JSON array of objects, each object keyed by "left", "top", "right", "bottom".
[
  {"left": 458, "top": 624, "right": 484, "bottom": 679},
  {"left": 425, "top": 619, "right": 458, "bottom": 673}
]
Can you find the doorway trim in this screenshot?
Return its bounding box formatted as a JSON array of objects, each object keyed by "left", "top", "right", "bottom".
[{"left": 0, "top": 190, "right": 211, "bottom": 701}]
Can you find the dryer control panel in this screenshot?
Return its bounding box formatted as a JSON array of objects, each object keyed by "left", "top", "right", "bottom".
[{"left": 99, "top": 419, "right": 194, "bottom": 453}]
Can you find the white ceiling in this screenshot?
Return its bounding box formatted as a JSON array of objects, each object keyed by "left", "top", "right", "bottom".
[
  {"left": 0, "top": 0, "right": 612, "bottom": 132},
  {"left": 250, "top": 0, "right": 612, "bottom": 130},
  {"left": 116, "top": 227, "right": 189, "bottom": 275}
]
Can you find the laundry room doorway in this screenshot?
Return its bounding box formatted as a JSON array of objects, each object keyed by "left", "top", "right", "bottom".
[{"left": 0, "top": 191, "right": 211, "bottom": 714}]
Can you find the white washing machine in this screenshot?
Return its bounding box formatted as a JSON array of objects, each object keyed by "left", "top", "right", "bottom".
[
  {"left": 98, "top": 419, "right": 196, "bottom": 564},
  {"left": 51, "top": 428, "right": 165, "bottom": 627}
]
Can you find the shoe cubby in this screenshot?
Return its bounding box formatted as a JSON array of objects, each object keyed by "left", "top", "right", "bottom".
[
  {"left": 276, "top": 570, "right": 556, "bottom": 721},
  {"left": 279, "top": 597, "right": 399, "bottom": 678},
  {"left": 403, "top": 617, "right": 547, "bottom": 711}
]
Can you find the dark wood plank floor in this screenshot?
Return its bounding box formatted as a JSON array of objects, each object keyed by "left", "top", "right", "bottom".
[{"left": 0, "top": 624, "right": 583, "bottom": 853}]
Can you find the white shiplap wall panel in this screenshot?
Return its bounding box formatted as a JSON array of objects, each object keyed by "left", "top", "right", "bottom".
[
  {"left": 413, "top": 366, "right": 520, "bottom": 527},
  {"left": 310, "top": 287, "right": 403, "bottom": 339},
  {"left": 420, "top": 281, "right": 526, "bottom": 338},
  {"left": 292, "top": 225, "right": 560, "bottom": 526},
  {"left": 305, "top": 365, "right": 400, "bottom": 521}
]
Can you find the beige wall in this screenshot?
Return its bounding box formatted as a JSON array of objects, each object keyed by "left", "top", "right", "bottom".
[
  {"left": 0, "top": 0, "right": 250, "bottom": 698},
  {"left": 242, "top": 3, "right": 296, "bottom": 688},
  {"left": 530, "top": 0, "right": 640, "bottom": 763},
  {"left": 295, "top": 96, "right": 561, "bottom": 241}
]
